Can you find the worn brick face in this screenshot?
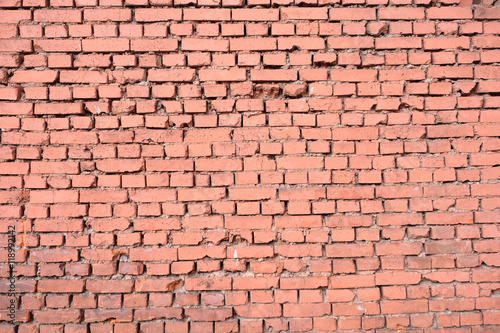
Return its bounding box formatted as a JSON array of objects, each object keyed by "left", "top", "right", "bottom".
[{"left": 0, "top": 0, "right": 499, "bottom": 331}]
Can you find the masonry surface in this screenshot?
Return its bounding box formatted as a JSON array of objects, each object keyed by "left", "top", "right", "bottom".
[{"left": 0, "top": 0, "right": 499, "bottom": 332}]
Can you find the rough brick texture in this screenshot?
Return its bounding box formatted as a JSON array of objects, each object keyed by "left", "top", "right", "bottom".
[{"left": 0, "top": 0, "right": 500, "bottom": 332}]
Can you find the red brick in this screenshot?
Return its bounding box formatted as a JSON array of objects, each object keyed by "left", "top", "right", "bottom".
[
  {"left": 86, "top": 280, "right": 133, "bottom": 293},
  {"left": 333, "top": 127, "right": 378, "bottom": 140},
  {"left": 326, "top": 244, "right": 374, "bottom": 258},
  {"left": 427, "top": 7, "right": 472, "bottom": 20},
  {"left": 79, "top": 190, "right": 127, "bottom": 203},
  {"left": 34, "top": 9, "right": 82, "bottom": 23},
  {"left": 377, "top": 213, "right": 424, "bottom": 226},
  {"left": 0, "top": 9, "right": 30, "bottom": 24},
  {"left": 0, "top": 2, "right": 498, "bottom": 327},
  {"left": 85, "top": 309, "right": 133, "bottom": 323},
  {"left": 199, "top": 68, "right": 246, "bottom": 82},
  {"left": 185, "top": 278, "right": 231, "bottom": 291},
  {"left": 428, "top": 66, "right": 474, "bottom": 79},
  {"left": 278, "top": 37, "right": 325, "bottom": 51},
  {"left": 11, "top": 70, "right": 58, "bottom": 83},
  {"left": 284, "top": 303, "right": 330, "bottom": 317},
  {"left": 230, "top": 38, "right": 277, "bottom": 51},
  {"left": 381, "top": 300, "right": 428, "bottom": 314},
  {"left": 0, "top": 54, "right": 21, "bottom": 68},
  {"left": 30, "top": 190, "right": 78, "bottom": 204},
  {"left": 35, "top": 219, "right": 84, "bottom": 232},
  {"left": 233, "top": 277, "right": 278, "bottom": 290},
  {"left": 329, "top": 274, "right": 375, "bottom": 289},
  {"left": 379, "top": 69, "right": 425, "bottom": 81},
  {"left": 331, "top": 69, "right": 377, "bottom": 82},
  {"left": 376, "top": 37, "right": 422, "bottom": 50},
  {"left": 82, "top": 38, "right": 130, "bottom": 52},
  {"left": 35, "top": 103, "right": 84, "bottom": 115},
  {"left": 424, "top": 37, "right": 470, "bottom": 50},
  {"left": 227, "top": 246, "right": 273, "bottom": 259},
  {"left": 183, "top": 9, "right": 230, "bottom": 21},
  {"left": 378, "top": 8, "right": 424, "bottom": 20},
  {"left": 178, "top": 246, "right": 225, "bottom": 260},
  {"left": 38, "top": 280, "right": 85, "bottom": 293},
  {"left": 96, "top": 159, "right": 143, "bottom": 173},
  {"left": 0, "top": 87, "right": 21, "bottom": 101},
  {"left": 329, "top": 8, "right": 376, "bottom": 20},
  {"left": 131, "top": 39, "right": 178, "bottom": 52},
  {"left": 0, "top": 39, "right": 32, "bottom": 52},
  {"left": 225, "top": 216, "right": 272, "bottom": 229},
  {"left": 178, "top": 188, "right": 225, "bottom": 201},
  {"left": 426, "top": 212, "right": 474, "bottom": 225},
  {"left": 327, "top": 37, "right": 374, "bottom": 49},
  {"left": 425, "top": 240, "right": 473, "bottom": 254},
  {"left": 276, "top": 156, "right": 324, "bottom": 170},
  {"left": 130, "top": 189, "right": 176, "bottom": 203},
  {"left": 275, "top": 216, "right": 322, "bottom": 228},
  {"left": 33, "top": 310, "right": 81, "bottom": 324},
  {"left": 133, "top": 218, "right": 180, "bottom": 231},
  {"left": 184, "top": 308, "right": 231, "bottom": 321},
  {"left": 134, "top": 8, "right": 182, "bottom": 21},
  {"left": 31, "top": 162, "right": 80, "bottom": 174},
  {"left": 183, "top": 216, "right": 223, "bottom": 229},
  {"left": 83, "top": 9, "right": 132, "bottom": 21},
  {"left": 234, "top": 304, "right": 281, "bottom": 318},
  {"left": 376, "top": 243, "right": 423, "bottom": 256},
  {"left": 31, "top": 249, "right": 79, "bottom": 262},
  {"left": 376, "top": 272, "right": 422, "bottom": 286},
  {"left": 251, "top": 69, "right": 297, "bottom": 82},
  {"left": 148, "top": 69, "right": 196, "bottom": 82},
  {"left": 135, "top": 279, "right": 182, "bottom": 292},
  {"left": 282, "top": 8, "right": 328, "bottom": 20},
  {"left": 233, "top": 9, "right": 279, "bottom": 21},
  {"left": 59, "top": 71, "right": 107, "bottom": 84}
]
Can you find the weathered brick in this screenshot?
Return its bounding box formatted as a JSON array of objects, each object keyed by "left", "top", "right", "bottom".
[
  {"left": 33, "top": 310, "right": 81, "bottom": 324},
  {"left": 35, "top": 103, "right": 84, "bottom": 115},
  {"left": 34, "top": 10, "right": 82, "bottom": 23},
  {"left": 31, "top": 249, "right": 79, "bottom": 262},
  {"left": 148, "top": 69, "right": 196, "bottom": 82},
  {"left": 135, "top": 8, "right": 182, "bottom": 22},
  {"left": 185, "top": 278, "right": 232, "bottom": 291},
  {"left": 0, "top": 102, "right": 33, "bottom": 115},
  {"left": 230, "top": 38, "right": 277, "bottom": 51},
  {"left": 329, "top": 8, "right": 376, "bottom": 21},
  {"left": 82, "top": 39, "right": 130, "bottom": 52},
  {"left": 84, "top": 9, "right": 132, "bottom": 22}
]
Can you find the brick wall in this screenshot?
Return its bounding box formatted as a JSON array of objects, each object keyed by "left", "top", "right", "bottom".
[{"left": 0, "top": 0, "right": 499, "bottom": 332}]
